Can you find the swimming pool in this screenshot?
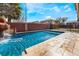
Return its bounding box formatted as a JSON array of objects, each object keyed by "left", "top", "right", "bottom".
[{"left": 0, "top": 31, "right": 63, "bottom": 56}]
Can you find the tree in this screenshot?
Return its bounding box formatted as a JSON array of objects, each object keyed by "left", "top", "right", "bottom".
[
  {"left": 56, "top": 17, "right": 68, "bottom": 23},
  {"left": 0, "top": 3, "right": 22, "bottom": 22},
  {"left": 60, "top": 17, "right": 68, "bottom": 23}
]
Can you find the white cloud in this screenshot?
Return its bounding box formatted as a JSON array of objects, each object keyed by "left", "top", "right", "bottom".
[
  {"left": 44, "top": 16, "right": 52, "bottom": 19},
  {"left": 65, "top": 7, "right": 72, "bottom": 12},
  {"left": 52, "top": 6, "right": 61, "bottom": 12},
  {"left": 64, "top": 5, "right": 69, "bottom": 9},
  {"left": 27, "top": 3, "right": 45, "bottom": 15},
  {"left": 45, "top": 16, "right": 52, "bottom": 19},
  {"left": 63, "top": 4, "right": 72, "bottom": 12}
]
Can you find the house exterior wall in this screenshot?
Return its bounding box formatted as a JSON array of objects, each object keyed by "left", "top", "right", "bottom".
[{"left": 75, "top": 3, "right": 79, "bottom": 20}]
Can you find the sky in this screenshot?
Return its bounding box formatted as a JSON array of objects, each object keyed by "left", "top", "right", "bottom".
[
  {"left": 20, "top": 3, "right": 77, "bottom": 22},
  {"left": 19, "top": 3, "right": 27, "bottom": 21}
]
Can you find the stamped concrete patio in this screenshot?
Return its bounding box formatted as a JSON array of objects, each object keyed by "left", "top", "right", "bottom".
[{"left": 22, "top": 32, "right": 79, "bottom": 56}]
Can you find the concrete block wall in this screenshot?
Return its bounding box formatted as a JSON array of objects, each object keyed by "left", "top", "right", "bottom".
[
  {"left": 27, "top": 23, "right": 49, "bottom": 31},
  {"left": 7, "top": 22, "right": 49, "bottom": 32}
]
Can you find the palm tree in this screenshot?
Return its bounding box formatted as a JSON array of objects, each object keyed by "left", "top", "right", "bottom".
[{"left": 0, "top": 3, "right": 22, "bottom": 22}]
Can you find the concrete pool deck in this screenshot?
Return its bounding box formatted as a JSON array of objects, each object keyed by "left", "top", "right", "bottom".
[{"left": 22, "top": 32, "right": 79, "bottom": 56}]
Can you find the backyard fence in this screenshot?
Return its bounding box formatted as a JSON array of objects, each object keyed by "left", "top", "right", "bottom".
[
  {"left": 8, "top": 22, "right": 27, "bottom": 32},
  {"left": 27, "top": 23, "right": 49, "bottom": 31},
  {"left": 8, "top": 22, "right": 49, "bottom": 32},
  {"left": 7, "top": 22, "right": 79, "bottom": 32}
]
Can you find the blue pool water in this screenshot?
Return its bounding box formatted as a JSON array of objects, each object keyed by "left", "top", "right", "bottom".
[{"left": 0, "top": 31, "right": 63, "bottom": 56}]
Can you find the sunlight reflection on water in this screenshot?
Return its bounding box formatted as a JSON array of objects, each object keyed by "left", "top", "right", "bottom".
[{"left": 0, "top": 38, "right": 10, "bottom": 44}]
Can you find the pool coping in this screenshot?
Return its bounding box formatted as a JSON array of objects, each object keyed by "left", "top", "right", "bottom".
[
  {"left": 26, "top": 32, "right": 65, "bottom": 49},
  {"left": 14, "top": 29, "right": 65, "bottom": 34},
  {"left": 22, "top": 31, "right": 67, "bottom": 56},
  {"left": 22, "top": 32, "right": 79, "bottom": 56}
]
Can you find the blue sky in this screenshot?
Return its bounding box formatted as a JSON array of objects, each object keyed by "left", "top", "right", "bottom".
[
  {"left": 19, "top": 3, "right": 27, "bottom": 21},
  {"left": 20, "top": 3, "right": 77, "bottom": 22}
]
